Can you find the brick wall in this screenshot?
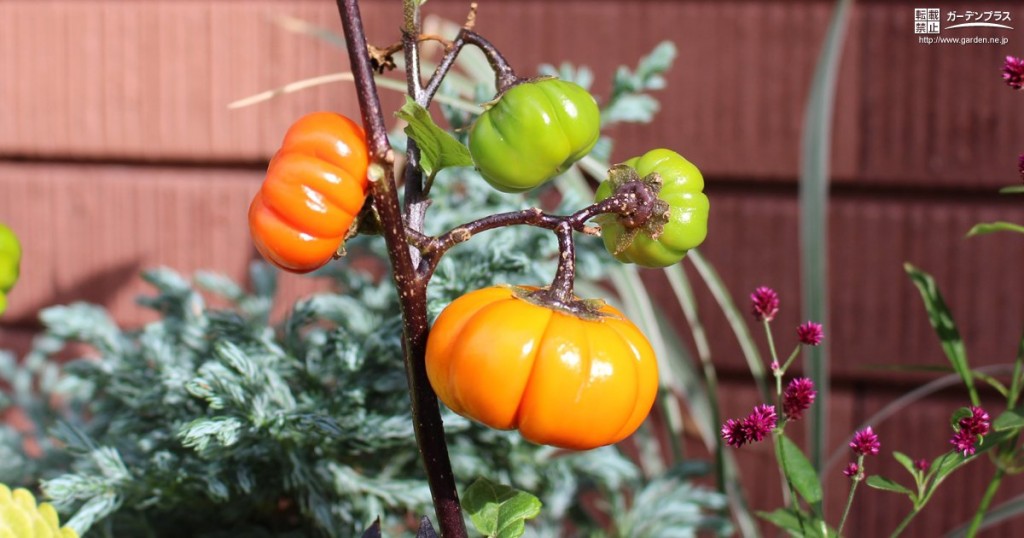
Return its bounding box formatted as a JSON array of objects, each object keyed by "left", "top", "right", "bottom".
[{"left": 1, "top": 0, "right": 1022, "bottom": 535}]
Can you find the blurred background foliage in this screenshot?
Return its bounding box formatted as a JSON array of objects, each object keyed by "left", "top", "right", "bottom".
[{"left": 0, "top": 29, "right": 736, "bottom": 538}]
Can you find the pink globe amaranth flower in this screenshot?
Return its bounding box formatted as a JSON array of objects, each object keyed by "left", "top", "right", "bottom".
[
  {"left": 843, "top": 462, "right": 859, "bottom": 478},
  {"left": 722, "top": 404, "right": 778, "bottom": 448},
  {"left": 914, "top": 459, "right": 930, "bottom": 472},
  {"left": 950, "top": 428, "right": 979, "bottom": 456},
  {"left": 743, "top": 404, "right": 778, "bottom": 443},
  {"left": 1004, "top": 55, "right": 1024, "bottom": 90},
  {"left": 751, "top": 287, "right": 779, "bottom": 322},
  {"left": 783, "top": 378, "right": 817, "bottom": 421},
  {"left": 1018, "top": 154, "right": 1024, "bottom": 182},
  {"left": 850, "top": 427, "right": 881, "bottom": 456},
  {"left": 959, "top": 406, "right": 991, "bottom": 437},
  {"left": 796, "top": 321, "right": 824, "bottom": 346},
  {"left": 721, "top": 418, "right": 748, "bottom": 448}
]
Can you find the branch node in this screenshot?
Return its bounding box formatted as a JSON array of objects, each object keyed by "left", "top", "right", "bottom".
[
  {"left": 368, "top": 163, "right": 386, "bottom": 183},
  {"left": 368, "top": 43, "right": 399, "bottom": 73}
]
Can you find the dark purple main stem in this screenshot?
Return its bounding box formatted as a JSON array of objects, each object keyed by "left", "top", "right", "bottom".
[{"left": 335, "top": 1, "right": 467, "bottom": 536}]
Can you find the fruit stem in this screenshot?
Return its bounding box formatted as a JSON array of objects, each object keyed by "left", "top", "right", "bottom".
[
  {"left": 335, "top": 1, "right": 467, "bottom": 536},
  {"left": 548, "top": 222, "right": 577, "bottom": 304},
  {"left": 461, "top": 29, "right": 519, "bottom": 92},
  {"left": 423, "top": 26, "right": 518, "bottom": 98},
  {"left": 411, "top": 188, "right": 654, "bottom": 279}
]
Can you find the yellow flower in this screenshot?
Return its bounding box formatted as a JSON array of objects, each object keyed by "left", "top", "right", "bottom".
[{"left": 0, "top": 484, "right": 78, "bottom": 538}]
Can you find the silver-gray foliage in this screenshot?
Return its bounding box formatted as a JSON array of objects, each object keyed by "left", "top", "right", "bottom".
[{"left": 0, "top": 41, "right": 730, "bottom": 538}]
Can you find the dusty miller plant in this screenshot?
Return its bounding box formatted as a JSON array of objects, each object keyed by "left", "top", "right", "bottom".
[{"left": 0, "top": 10, "right": 729, "bottom": 537}]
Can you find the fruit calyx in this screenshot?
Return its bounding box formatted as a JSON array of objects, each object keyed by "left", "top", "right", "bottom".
[
  {"left": 509, "top": 285, "right": 613, "bottom": 322},
  {"left": 600, "top": 165, "right": 671, "bottom": 255}
]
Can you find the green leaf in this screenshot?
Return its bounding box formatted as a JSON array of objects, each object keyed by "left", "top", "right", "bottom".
[
  {"left": 538, "top": 62, "right": 594, "bottom": 90},
  {"left": 758, "top": 509, "right": 832, "bottom": 538},
  {"left": 904, "top": 263, "right": 978, "bottom": 405},
  {"left": 974, "top": 430, "right": 1017, "bottom": 457},
  {"left": 892, "top": 451, "right": 916, "bottom": 476},
  {"left": 395, "top": 96, "right": 473, "bottom": 180},
  {"left": 758, "top": 508, "right": 808, "bottom": 536},
  {"left": 950, "top": 406, "right": 973, "bottom": 429},
  {"left": 602, "top": 41, "right": 676, "bottom": 128},
  {"left": 601, "top": 93, "right": 660, "bottom": 125},
  {"left": 635, "top": 41, "right": 677, "bottom": 83},
  {"left": 966, "top": 221, "right": 1024, "bottom": 237},
  {"left": 610, "top": 41, "right": 676, "bottom": 95},
  {"left": 926, "top": 451, "right": 972, "bottom": 494},
  {"left": 463, "top": 477, "right": 542, "bottom": 538},
  {"left": 999, "top": 185, "right": 1024, "bottom": 194},
  {"left": 866, "top": 475, "right": 913, "bottom": 496},
  {"left": 777, "top": 434, "right": 823, "bottom": 506},
  {"left": 972, "top": 369, "right": 1009, "bottom": 397},
  {"left": 689, "top": 251, "right": 770, "bottom": 401}
]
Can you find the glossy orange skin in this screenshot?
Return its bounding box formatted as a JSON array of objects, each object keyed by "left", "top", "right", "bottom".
[
  {"left": 425, "top": 286, "right": 659, "bottom": 450},
  {"left": 248, "top": 112, "right": 370, "bottom": 273}
]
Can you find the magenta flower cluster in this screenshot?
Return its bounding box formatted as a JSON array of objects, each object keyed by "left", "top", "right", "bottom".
[
  {"left": 1004, "top": 55, "right": 1024, "bottom": 90},
  {"left": 749, "top": 287, "right": 824, "bottom": 347},
  {"left": 796, "top": 321, "right": 824, "bottom": 346},
  {"left": 750, "top": 287, "right": 780, "bottom": 322},
  {"left": 1004, "top": 57, "right": 1024, "bottom": 182},
  {"left": 849, "top": 426, "right": 881, "bottom": 456},
  {"left": 950, "top": 406, "right": 991, "bottom": 456},
  {"left": 842, "top": 427, "right": 880, "bottom": 479},
  {"left": 721, "top": 404, "right": 778, "bottom": 448},
  {"left": 783, "top": 378, "right": 817, "bottom": 420}
]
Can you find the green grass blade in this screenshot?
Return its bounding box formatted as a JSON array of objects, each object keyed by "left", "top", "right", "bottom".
[
  {"left": 607, "top": 267, "right": 668, "bottom": 363},
  {"left": 945, "top": 492, "right": 1024, "bottom": 537},
  {"left": 647, "top": 285, "right": 761, "bottom": 538},
  {"left": 800, "top": 0, "right": 854, "bottom": 475},
  {"left": 664, "top": 265, "right": 723, "bottom": 484},
  {"left": 664, "top": 264, "right": 712, "bottom": 362},
  {"left": 688, "top": 251, "right": 770, "bottom": 401},
  {"left": 904, "top": 263, "right": 978, "bottom": 405}
]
